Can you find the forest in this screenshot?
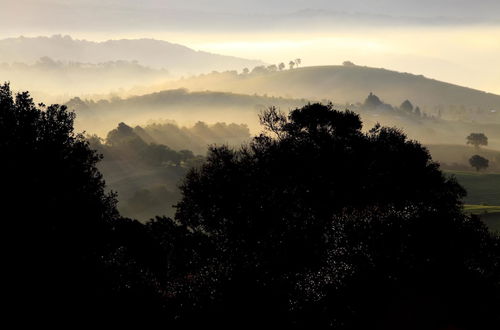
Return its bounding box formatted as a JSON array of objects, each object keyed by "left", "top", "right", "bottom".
[{"left": 2, "top": 82, "right": 499, "bottom": 328}]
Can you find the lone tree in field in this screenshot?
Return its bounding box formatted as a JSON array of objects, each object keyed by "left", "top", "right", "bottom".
[
  {"left": 469, "top": 154, "right": 489, "bottom": 171},
  {"left": 467, "top": 132, "right": 488, "bottom": 148}
]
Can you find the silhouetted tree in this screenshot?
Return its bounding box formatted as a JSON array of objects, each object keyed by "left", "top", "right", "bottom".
[
  {"left": 0, "top": 83, "right": 170, "bottom": 323},
  {"left": 172, "top": 103, "right": 499, "bottom": 329},
  {"left": 289, "top": 60, "right": 296, "bottom": 69},
  {"left": 400, "top": 99, "right": 414, "bottom": 113},
  {"left": 251, "top": 65, "right": 268, "bottom": 74},
  {"left": 0, "top": 82, "right": 124, "bottom": 320},
  {"left": 469, "top": 155, "right": 489, "bottom": 171},
  {"left": 4, "top": 83, "right": 499, "bottom": 328},
  {"left": 467, "top": 133, "right": 488, "bottom": 148},
  {"left": 363, "top": 92, "right": 383, "bottom": 109},
  {"left": 342, "top": 60, "right": 355, "bottom": 66},
  {"left": 295, "top": 58, "right": 302, "bottom": 67},
  {"left": 278, "top": 62, "right": 285, "bottom": 71},
  {"left": 414, "top": 105, "right": 422, "bottom": 117},
  {"left": 242, "top": 67, "right": 249, "bottom": 74},
  {"left": 267, "top": 64, "right": 278, "bottom": 72}
]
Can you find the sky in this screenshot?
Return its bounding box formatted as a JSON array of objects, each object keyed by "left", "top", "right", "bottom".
[{"left": 1, "top": 0, "right": 499, "bottom": 94}]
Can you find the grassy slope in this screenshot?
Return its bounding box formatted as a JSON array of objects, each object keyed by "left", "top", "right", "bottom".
[
  {"left": 162, "top": 65, "right": 500, "bottom": 109},
  {"left": 464, "top": 205, "right": 500, "bottom": 232},
  {"left": 428, "top": 144, "right": 500, "bottom": 169},
  {"left": 446, "top": 170, "right": 500, "bottom": 232},
  {"left": 446, "top": 171, "right": 500, "bottom": 205}
]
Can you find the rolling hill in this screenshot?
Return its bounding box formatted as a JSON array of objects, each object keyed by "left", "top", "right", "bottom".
[
  {"left": 69, "top": 89, "right": 308, "bottom": 135},
  {"left": 159, "top": 65, "right": 500, "bottom": 111},
  {"left": 0, "top": 35, "right": 264, "bottom": 74}
]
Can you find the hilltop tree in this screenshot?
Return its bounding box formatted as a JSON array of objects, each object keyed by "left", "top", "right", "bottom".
[
  {"left": 289, "top": 60, "right": 295, "bottom": 69},
  {"left": 295, "top": 58, "right": 302, "bottom": 67},
  {"left": 467, "top": 133, "right": 488, "bottom": 148},
  {"left": 342, "top": 60, "right": 355, "bottom": 66},
  {"left": 252, "top": 65, "right": 268, "bottom": 74},
  {"left": 278, "top": 62, "right": 285, "bottom": 71},
  {"left": 363, "top": 92, "right": 383, "bottom": 109},
  {"left": 469, "top": 155, "right": 489, "bottom": 171},
  {"left": 400, "top": 99, "right": 414, "bottom": 113},
  {"left": 267, "top": 64, "right": 278, "bottom": 72}
]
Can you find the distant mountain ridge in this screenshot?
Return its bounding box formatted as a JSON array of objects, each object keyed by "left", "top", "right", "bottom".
[{"left": 0, "top": 35, "right": 264, "bottom": 74}]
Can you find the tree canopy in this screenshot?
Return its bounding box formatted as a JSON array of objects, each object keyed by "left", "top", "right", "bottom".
[
  {"left": 0, "top": 83, "right": 160, "bottom": 322},
  {"left": 2, "top": 86, "right": 499, "bottom": 328},
  {"left": 467, "top": 132, "right": 488, "bottom": 148},
  {"left": 469, "top": 154, "right": 489, "bottom": 171},
  {"left": 172, "top": 103, "right": 499, "bottom": 329}
]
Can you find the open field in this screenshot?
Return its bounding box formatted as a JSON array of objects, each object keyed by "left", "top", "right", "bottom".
[
  {"left": 445, "top": 171, "right": 500, "bottom": 206},
  {"left": 446, "top": 171, "right": 500, "bottom": 231},
  {"left": 464, "top": 205, "right": 500, "bottom": 232}
]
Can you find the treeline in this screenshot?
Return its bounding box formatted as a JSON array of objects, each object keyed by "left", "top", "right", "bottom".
[
  {"left": 88, "top": 122, "right": 202, "bottom": 167},
  {"left": 88, "top": 119, "right": 251, "bottom": 156},
  {"left": 88, "top": 120, "right": 250, "bottom": 221},
  {"left": 0, "top": 56, "right": 170, "bottom": 99},
  {"left": 361, "top": 92, "right": 424, "bottom": 117},
  {"left": 68, "top": 88, "right": 306, "bottom": 113},
  {"left": 2, "top": 83, "right": 499, "bottom": 328},
  {"left": 135, "top": 120, "right": 251, "bottom": 155}
]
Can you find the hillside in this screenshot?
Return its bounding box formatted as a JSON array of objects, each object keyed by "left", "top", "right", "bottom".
[
  {"left": 446, "top": 171, "right": 500, "bottom": 206},
  {"left": 428, "top": 144, "right": 500, "bottom": 171},
  {"left": 0, "top": 58, "right": 170, "bottom": 101},
  {"left": 0, "top": 35, "right": 264, "bottom": 74},
  {"left": 68, "top": 89, "right": 308, "bottom": 135},
  {"left": 66, "top": 87, "right": 500, "bottom": 149},
  {"left": 159, "top": 65, "right": 500, "bottom": 111}
]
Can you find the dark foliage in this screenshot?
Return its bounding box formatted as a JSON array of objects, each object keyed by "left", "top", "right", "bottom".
[
  {"left": 0, "top": 83, "right": 161, "bottom": 323},
  {"left": 469, "top": 154, "right": 490, "bottom": 171},
  {"left": 171, "top": 103, "right": 499, "bottom": 329},
  {"left": 2, "top": 85, "right": 499, "bottom": 329},
  {"left": 467, "top": 132, "right": 488, "bottom": 148},
  {"left": 400, "top": 99, "right": 414, "bottom": 113},
  {"left": 102, "top": 122, "right": 196, "bottom": 166}
]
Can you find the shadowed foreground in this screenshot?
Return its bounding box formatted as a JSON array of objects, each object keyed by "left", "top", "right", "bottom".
[{"left": 1, "top": 83, "right": 499, "bottom": 328}]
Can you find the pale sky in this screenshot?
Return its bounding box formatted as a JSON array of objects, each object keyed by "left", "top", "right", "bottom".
[{"left": 1, "top": 0, "right": 499, "bottom": 94}]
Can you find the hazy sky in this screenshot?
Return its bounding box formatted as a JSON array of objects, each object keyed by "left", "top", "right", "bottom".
[
  {"left": 3, "top": 1, "right": 500, "bottom": 18},
  {"left": 1, "top": 1, "right": 499, "bottom": 94}
]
